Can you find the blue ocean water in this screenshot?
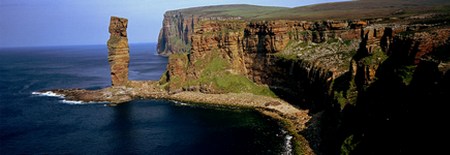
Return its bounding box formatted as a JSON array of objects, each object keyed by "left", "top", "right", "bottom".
[{"left": 0, "top": 43, "right": 289, "bottom": 154}]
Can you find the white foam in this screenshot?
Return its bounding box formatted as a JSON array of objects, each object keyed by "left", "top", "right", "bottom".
[
  {"left": 32, "top": 92, "right": 109, "bottom": 105},
  {"left": 61, "top": 100, "right": 109, "bottom": 105},
  {"left": 171, "top": 100, "right": 189, "bottom": 106},
  {"left": 61, "top": 99, "right": 84, "bottom": 104},
  {"left": 281, "top": 130, "right": 293, "bottom": 155},
  {"left": 32, "top": 91, "right": 65, "bottom": 98}
]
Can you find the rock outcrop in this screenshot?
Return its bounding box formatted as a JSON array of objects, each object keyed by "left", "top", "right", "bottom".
[{"left": 107, "top": 16, "right": 130, "bottom": 86}]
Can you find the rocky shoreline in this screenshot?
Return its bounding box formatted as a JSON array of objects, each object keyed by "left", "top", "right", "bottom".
[
  {"left": 39, "top": 82, "right": 315, "bottom": 154},
  {"left": 169, "top": 91, "right": 314, "bottom": 154}
]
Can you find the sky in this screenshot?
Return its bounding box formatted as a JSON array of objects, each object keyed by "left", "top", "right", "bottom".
[{"left": 0, "top": 0, "right": 348, "bottom": 47}]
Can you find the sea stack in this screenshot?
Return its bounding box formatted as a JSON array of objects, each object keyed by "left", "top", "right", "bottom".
[{"left": 107, "top": 16, "right": 129, "bottom": 86}]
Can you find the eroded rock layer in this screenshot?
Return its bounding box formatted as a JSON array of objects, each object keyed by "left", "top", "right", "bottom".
[{"left": 107, "top": 16, "right": 130, "bottom": 86}]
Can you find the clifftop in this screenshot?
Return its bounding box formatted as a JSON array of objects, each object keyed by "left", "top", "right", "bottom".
[
  {"left": 158, "top": 0, "right": 450, "bottom": 55},
  {"left": 165, "top": 0, "right": 450, "bottom": 21},
  {"left": 166, "top": 4, "right": 286, "bottom": 20}
]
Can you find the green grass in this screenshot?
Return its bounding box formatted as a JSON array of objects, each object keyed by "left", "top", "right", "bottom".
[
  {"left": 200, "top": 54, "right": 276, "bottom": 97},
  {"left": 169, "top": 0, "right": 450, "bottom": 21},
  {"left": 332, "top": 75, "right": 358, "bottom": 110},
  {"left": 274, "top": 52, "right": 299, "bottom": 62},
  {"left": 177, "top": 50, "right": 276, "bottom": 97},
  {"left": 174, "top": 4, "right": 287, "bottom": 19},
  {"left": 266, "top": 0, "right": 450, "bottom": 20},
  {"left": 335, "top": 91, "right": 348, "bottom": 110},
  {"left": 343, "top": 40, "right": 352, "bottom": 46},
  {"left": 277, "top": 38, "right": 359, "bottom": 74},
  {"left": 168, "top": 35, "right": 191, "bottom": 53},
  {"left": 161, "top": 53, "right": 190, "bottom": 90},
  {"left": 340, "top": 134, "right": 361, "bottom": 155},
  {"left": 397, "top": 65, "right": 416, "bottom": 86},
  {"left": 159, "top": 71, "right": 168, "bottom": 84},
  {"left": 362, "top": 48, "right": 388, "bottom": 66},
  {"left": 215, "top": 74, "right": 276, "bottom": 96}
]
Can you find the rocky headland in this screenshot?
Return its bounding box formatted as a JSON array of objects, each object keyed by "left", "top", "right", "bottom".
[{"left": 40, "top": 0, "right": 450, "bottom": 154}]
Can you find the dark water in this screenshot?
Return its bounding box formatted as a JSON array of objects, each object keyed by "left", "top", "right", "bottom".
[{"left": 0, "top": 43, "right": 289, "bottom": 154}]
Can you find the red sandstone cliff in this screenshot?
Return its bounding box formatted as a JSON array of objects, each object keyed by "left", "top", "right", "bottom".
[{"left": 156, "top": 4, "right": 450, "bottom": 154}]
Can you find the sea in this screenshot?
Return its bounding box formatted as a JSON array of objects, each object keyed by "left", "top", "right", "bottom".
[{"left": 0, "top": 43, "right": 291, "bottom": 154}]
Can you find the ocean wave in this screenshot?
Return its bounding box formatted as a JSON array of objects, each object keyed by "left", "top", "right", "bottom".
[
  {"left": 171, "top": 100, "right": 189, "bottom": 106},
  {"left": 280, "top": 129, "right": 293, "bottom": 155},
  {"left": 32, "top": 91, "right": 65, "bottom": 98},
  {"left": 61, "top": 100, "right": 109, "bottom": 105},
  {"left": 32, "top": 91, "right": 108, "bottom": 105},
  {"left": 61, "top": 99, "right": 83, "bottom": 104},
  {"left": 283, "top": 135, "right": 293, "bottom": 155}
]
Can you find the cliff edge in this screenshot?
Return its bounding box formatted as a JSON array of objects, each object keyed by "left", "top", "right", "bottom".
[{"left": 156, "top": 1, "right": 450, "bottom": 154}]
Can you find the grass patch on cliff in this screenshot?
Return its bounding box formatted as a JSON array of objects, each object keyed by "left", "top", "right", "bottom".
[
  {"left": 331, "top": 72, "right": 358, "bottom": 110},
  {"left": 277, "top": 39, "right": 359, "bottom": 74},
  {"left": 160, "top": 53, "right": 190, "bottom": 90},
  {"left": 215, "top": 74, "right": 276, "bottom": 97},
  {"left": 187, "top": 51, "right": 276, "bottom": 97},
  {"left": 396, "top": 65, "right": 416, "bottom": 86},
  {"left": 168, "top": 35, "right": 191, "bottom": 53},
  {"left": 274, "top": 52, "right": 299, "bottom": 61},
  {"left": 341, "top": 134, "right": 361, "bottom": 155},
  {"left": 362, "top": 48, "right": 388, "bottom": 66}
]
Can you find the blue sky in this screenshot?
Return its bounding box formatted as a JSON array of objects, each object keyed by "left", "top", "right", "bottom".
[{"left": 0, "top": 0, "right": 347, "bottom": 47}]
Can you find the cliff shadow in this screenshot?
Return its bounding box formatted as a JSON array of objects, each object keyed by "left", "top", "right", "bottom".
[
  {"left": 267, "top": 58, "right": 333, "bottom": 113},
  {"left": 296, "top": 28, "right": 449, "bottom": 154},
  {"left": 336, "top": 37, "right": 450, "bottom": 154}
]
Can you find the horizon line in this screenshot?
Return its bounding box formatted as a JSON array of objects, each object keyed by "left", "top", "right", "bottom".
[{"left": 0, "top": 42, "right": 158, "bottom": 49}]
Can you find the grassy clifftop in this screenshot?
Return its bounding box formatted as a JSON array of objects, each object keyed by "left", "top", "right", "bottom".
[
  {"left": 173, "top": 4, "right": 287, "bottom": 19},
  {"left": 169, "top": 0, "right": 450, "bottom": 20}
]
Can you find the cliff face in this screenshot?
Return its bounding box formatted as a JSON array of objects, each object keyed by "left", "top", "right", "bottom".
[
  {"left": 159, "top": 16, "right": 391, "bottom": 107},
  {"left": 157, "top": 10, "right": 246, "bottom": 56},
  {"left": 335, "top": 26, "right": 450, "bottom": 155},
  {"left": 157, "top": 11, "right": 197, "bottom": 56},
  {"left": 157, "top": 8, "right": 450, "bottom": 154},
  {"left": 107, "top": 16, "right": 130, "bottom": 86}
]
